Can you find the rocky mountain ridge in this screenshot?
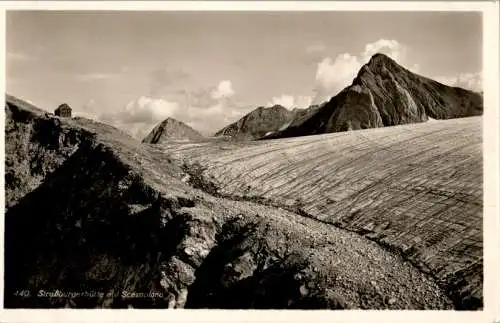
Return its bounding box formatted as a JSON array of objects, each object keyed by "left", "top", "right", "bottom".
[
  {"left": 214, "top": 104, "right": 296, "bottom": 140},
  {"left": 268, "top": 53, "right": 483, "bottom": 139}
]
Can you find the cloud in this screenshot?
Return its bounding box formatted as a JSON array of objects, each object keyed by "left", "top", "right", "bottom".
[
  {"left": 182, "top": 103, "right": 241, "bottom": 136},
  {"left": 268, "top": 95, "right": 295, "bottom": 109},
  {"left": 315, "top": 53, "right": 361, "bottom": 100},
  {"left": 268, "top": 94, "right": 313, "bottom": 109},
  {"left": 95, "top": 79, "right": 244, "bottom": 139},
  {"left": 295, "top": 95, "right": 314, "bottom": 109},
  {"left": 181, "top": 82, "right": 244, "bottom": 135},
  {"left": 362, "top": 39, "right": 403, "bottom": 62},
  {"left": 313, "top": 39, "right": 413, "bottom": 103},
  {"left": 434, "top": 72, "right": 483, "bottom": 92},
  {"left": 211, "top": 80, "right": 235, "bottom": 100},
  {"left": 106, "top": 77, "right": 316, "bottom": 138},
  {"left": 120, "top": 96, "right": 179, "bottom": 124},
  {"left": 98, "top": 96, "right": 179, "bottom": 139},
  {"left": 70, "top": 99, "right": 101, "bottom": 121}
]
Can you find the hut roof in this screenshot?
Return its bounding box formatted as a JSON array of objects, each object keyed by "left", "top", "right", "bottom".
[{"left": 56, "top": 103, "right": 71, "bottom": 111}]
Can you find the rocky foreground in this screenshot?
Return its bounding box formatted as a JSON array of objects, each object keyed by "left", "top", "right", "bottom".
[{"left": 3, "top": 94, "right": 466, "bottom": 309}]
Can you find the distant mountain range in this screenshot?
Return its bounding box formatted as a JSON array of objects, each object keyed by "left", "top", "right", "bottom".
[{"left": 143, "top": 53, "right": 483, "bottom": 143}]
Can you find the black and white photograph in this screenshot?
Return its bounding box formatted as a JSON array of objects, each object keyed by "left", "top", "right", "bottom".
[{"left": 1, "top": 1, "right": 499, "bottom": 321}]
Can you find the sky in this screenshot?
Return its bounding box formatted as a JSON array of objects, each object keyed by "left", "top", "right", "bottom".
[{"left": 6, "top": 11, "right": 482, "bottom": 138}]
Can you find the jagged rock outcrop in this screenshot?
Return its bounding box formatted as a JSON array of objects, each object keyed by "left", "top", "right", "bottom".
[
  {"left": 4, "top": 94, "right": 454, "bottom": 309},
  {"left": 214, "top": 105, "right": 296, "bottom": 140},
  {"left": 269, "top": 53, "right": 483, "bottom": 139},
  {"left": 142, "top": 117, "right": 204, "bottom": 144}
]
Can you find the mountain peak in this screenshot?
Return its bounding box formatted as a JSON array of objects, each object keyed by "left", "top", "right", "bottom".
[
  {"left": 255, "top": 104, "right": 286, "bottom": 112},
  {"left": 353, "top": 53, "right": 404, "bottom": 83},
  {"left": 160, "top": 117, "right": 179, "bottom": 124},
  {"left": 271, "top": 53, "right": 483, "bottom": 139},
  {"left": 367, "top": 53, "right": 402, "bottom": 71},
  {"left": 142, "top": 117, "right": 203, "bottom": 144},
  {"left": 368, "top": 53, "right": 402, "bottom": 69},
  {"left": 368, "top": 52, "right": 394, "bottom": 63}
]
